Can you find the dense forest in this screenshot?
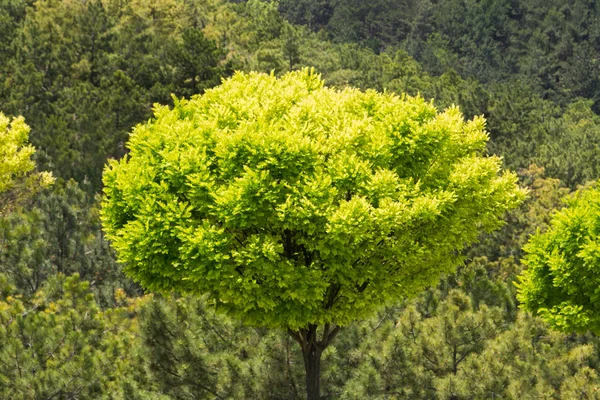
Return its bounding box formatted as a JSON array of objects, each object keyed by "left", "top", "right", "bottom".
[{"left": 3, "top": 0, "right": 600, "bottom": 398}]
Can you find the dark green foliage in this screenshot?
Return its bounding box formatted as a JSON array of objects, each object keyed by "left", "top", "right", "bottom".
[
  {"left": 279, "top": 0, "right": 333, "bottom": 31},
  {"left": 0, "top": 274, "right": 142, "bottom": 399},
  {"left": 0, "top": 0, "right": 26, "bottom": 72},
  {"left": 1, "top": 0, "right": 230, "bottom": 191},
  {"left": 137, "top": 295, "right": 305, "bottom": 399},
  {"left": 325, "top": 0, "right": 430, "bottom": 52},
  {"left": 0, "top": 181, "right": 127, "bottom": 303},
  {"left": 170, "top": 27, "right": 229, "bottom": 98},
  {"left": 139, "top": 297, "right": 230, "bottom": 399}
]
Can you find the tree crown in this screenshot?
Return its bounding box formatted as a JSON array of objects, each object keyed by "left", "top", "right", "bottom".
[
  {"left": 0, "top": 113, "right": 53, "bottom": 214},
  {"left": 102, "top": 69, "right": 524, "bottom": 328},
  {"left": 517, "top": 184, "right": 600, "bottom": 333}
]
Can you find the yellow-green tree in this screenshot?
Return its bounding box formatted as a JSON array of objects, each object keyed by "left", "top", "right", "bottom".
[
  {"left": 0, "top": 113, "right": 52, "bottom": 214},
  {"left": 518, "top": 184, "right": 600, "bottom": 333},
  {"left": 102, "top": 69, "right": 525, "bottom": 399}
]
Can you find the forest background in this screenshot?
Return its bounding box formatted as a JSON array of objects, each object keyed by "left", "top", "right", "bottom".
[{"left": 2, "top": 0, "right": 600, "bottom": 398}]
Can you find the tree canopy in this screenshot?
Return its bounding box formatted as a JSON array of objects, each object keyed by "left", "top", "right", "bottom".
[
  {"left": 102, "top": 69, "right": 525, "bottom": 330},
  {"left": 0, "top": 113, "right": 53, "bottom": 214},
  {"left": 518, "top": 184, "right": 600, "bottom": 333}
]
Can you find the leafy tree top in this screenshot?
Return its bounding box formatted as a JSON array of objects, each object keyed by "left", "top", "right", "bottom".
[
  {"left": 102, "top": 69, "right": 524, "bottom": 329},
  {"left": 517, "top": 184, "right": 600, "bottom": 333},
  {"left": 0, "top": 113, "right": 53, "bottom": 214}
]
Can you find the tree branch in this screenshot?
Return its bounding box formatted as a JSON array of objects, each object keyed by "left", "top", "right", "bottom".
[{"left": 287, "top": 328, "right": 303, "bottom": 346}]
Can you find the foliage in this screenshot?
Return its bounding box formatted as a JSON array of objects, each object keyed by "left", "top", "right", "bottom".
[
  {"left": 137, "top": 294, "right": 305, "bottom": 399},
  {"left": 0, "top": 180, "right": 128, "bottom": 303},
  {"left": 3, "top": 0, "right": 600, "bottom": 396},
  {"left": 472, "top": 164, "right": 571, "bottom": 264},
  {"left": 1, "top": 0, "right": 230, "bottom": 191},
  {"left": 0, "top": 274, "right": 143, "bottom": 399},
  {"left": 330, "top": 294, "right": 600, "bottom": 399},
  {"left": 517, "top": 184, "right": 600, "bottom": 333},
  {"left": 0, "top": 113, "right": 53, "bottom": 214},
  {"left": 102, "top": 69, "right": 524, "bottom": 330}
]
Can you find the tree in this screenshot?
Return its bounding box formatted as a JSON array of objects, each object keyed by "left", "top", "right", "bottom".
[
  {"left": 0, "top": 274, "right": 142, "bottom": 399},
  {"left": 0, "top": 180, "right": 125, "bottom": 303},
  {"left": 279, "top": 0, "right": 334, "bottom": 31},
  {"left": 137, "top": 294, "right": 298, "bottom": 399},
  {"left": 0, "top": 113, "right": 53, "bottom": 214},
  {"left": 340, "top": 299, "right": 600, "bottom": 399},
  {"left": 1, "top": 0, "right": 231, "bottom": 191},
  {"left": 170, "top": 27, "right": 227, "bottom": 98},
  {"left": 517, "top": 183, "right": 600, "bottom": 334},
  {"left": 101, "top": 69, "right": 524, "bottom": 399}
]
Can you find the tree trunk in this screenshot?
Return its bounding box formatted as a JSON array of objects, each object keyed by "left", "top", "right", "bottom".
[
  {"left": 289, "top": 324, "right": 341, "bottom": 400},
  {"left": 302, "top": 339, "right": 322, "bottom": 400}
]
